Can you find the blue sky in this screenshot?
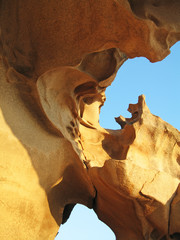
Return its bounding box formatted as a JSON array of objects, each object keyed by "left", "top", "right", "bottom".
[{"left": 56, "top": 42, "right": 180, "bottom": 240}]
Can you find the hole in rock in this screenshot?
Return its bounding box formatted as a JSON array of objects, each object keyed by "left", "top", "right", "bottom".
[
  {"left": 99, "top": 42, "right": 180, "bottom": 131},
  {"left": 55, "top": 204, "right": 115, "bottom": 240},
  {"left": 55, "top": 43, "right": 180, "bottom": 240}
]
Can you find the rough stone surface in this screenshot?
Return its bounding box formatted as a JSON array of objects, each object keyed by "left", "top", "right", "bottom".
[{"left": 0, "top": 1, "right": 180, "bottom": 239}]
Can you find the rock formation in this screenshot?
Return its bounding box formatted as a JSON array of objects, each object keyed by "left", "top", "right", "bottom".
[{"left": 0, "top": 0, "right": 180, "bottom": 239}]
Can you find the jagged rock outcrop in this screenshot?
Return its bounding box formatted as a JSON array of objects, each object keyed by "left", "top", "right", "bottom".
[{"left": 0, "top": 1, "right": 180, "bottom": 239}]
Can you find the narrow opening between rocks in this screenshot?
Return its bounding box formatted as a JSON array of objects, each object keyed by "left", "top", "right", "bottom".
[{"left": 55, "top": 42, "right": 180, "bottom": 240}]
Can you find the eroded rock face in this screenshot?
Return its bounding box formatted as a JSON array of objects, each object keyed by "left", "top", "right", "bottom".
[
  {"left": 0, "top": 0, "right": 180, "bottom": 239},
  {"left": 89, "top": 95, "right": 180, "bottom": 239}
]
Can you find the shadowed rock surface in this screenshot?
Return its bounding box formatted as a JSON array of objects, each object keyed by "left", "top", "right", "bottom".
[{"left": 0, "top": 1, "right": 180, "bottom": 239}]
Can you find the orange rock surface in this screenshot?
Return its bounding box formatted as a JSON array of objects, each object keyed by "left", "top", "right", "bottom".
[{"left": 0, "top": 1, "right": 180, "bottom": 239}]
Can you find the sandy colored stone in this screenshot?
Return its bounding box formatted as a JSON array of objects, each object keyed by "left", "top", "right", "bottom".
[{"left": 0, "top": 1, "right": 180, "bottom": 239}]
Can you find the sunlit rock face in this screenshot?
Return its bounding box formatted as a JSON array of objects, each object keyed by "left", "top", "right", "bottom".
[
  {"left": 89, "top": 95, "right": 180, "bottom": 239},
  {"left": 0, "top": 0, "right": 180, "bottom": 239}
]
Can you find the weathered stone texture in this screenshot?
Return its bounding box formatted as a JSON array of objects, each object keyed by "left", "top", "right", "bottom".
[{"left": 0, "top": 0, "right": 180, "bottom": 239}]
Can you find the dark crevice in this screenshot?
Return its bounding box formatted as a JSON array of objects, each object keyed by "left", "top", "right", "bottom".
[
  {"left": 147, "top": 14, "right": 161, "bottom": 27},
  {"left": 62, "top": 203, "right": 76, "bottom": 224},
  {"left": 170, "top": 233, "right": 180, "bottom": 240},
  {"left": 127, "top": 0, "right": 146, "bottom": 19},
  {"left": 150, "top": 229, "right": 161, "bottom": 240},
  {"left": 92, "top": 184, "right": 98, "bottom": 213}
]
